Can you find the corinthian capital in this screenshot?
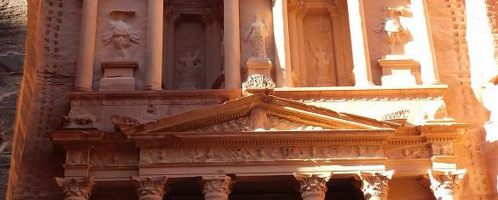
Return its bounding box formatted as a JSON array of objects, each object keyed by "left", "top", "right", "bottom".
[
  {"left": 131, "top": 176, "right": 168, "bottom": 200},
  {"left": 293, "top": 173, "right": 331, "bottom": 200},
  {"left": 55, "top": 177, "right": 94, "bottom": 200},
  {"left": 428, "top": 169, "right": 466, "bottom": 200},
  {"left": 359, "top": 170, "right": 394, "bottom": 200},
  {"left": 202, "top": 176, "right": 233, "bottom": 200}
]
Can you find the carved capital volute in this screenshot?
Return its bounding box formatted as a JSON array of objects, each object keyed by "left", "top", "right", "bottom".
[
  {"left": 55, "top": 177, "right": 94, "bottom": 200},
  {"left": 131, "top": 176, "right": 168, "bottom": 200},
  {"left": 359, "top": 171, "right": 394, "bottom": 200},
  {"left": 202, "top": 176, "right": 233, "bottom": 200},
  {"left": 428, "top": 169, "right": 466, "bottom": 200},
  {"left": 294, "top": 173, "right": 331, "bottom": 200}
]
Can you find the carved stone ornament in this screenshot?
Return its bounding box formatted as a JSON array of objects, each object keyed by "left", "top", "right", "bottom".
[
  {"left": 111, "top": 115, "right": 140, "bottom": 131},
  {"left": 293, "top": 173, "right": 330, "bottom": 200},
  {"left": 385, "top": 144, "right": 432, "bottom": 159},
  {"left": 242, "top": 74, "right": 276, "bottom": 92},
  {"left": 103, "top": 10, "right": 140, "bottom": 59},
  {"left": 245, "top": 15, "right": 269, "bottom": 59},
  {"left": 359, "top": 171, "right": 394, "bottom": 200},
  {"left": 55, "top": 177, "right": 94, "bottom": 200},
  {"left": 131, "top": 176, "right": 168, "bottom": 200},
  {"left": 62, "top": 113, "right": 97, "bottom": 129},
  {"left": 428, "top": 169, "right": 466, "bottom": 199},
  {"left": 431, "top": 142, "right": 454, "bottom": 156},
  {"left": 202, "top": 176, "right": 233, "bottom": 200},
  {"left": 140, "top": 146, "right": 384, "bottom": 164}
]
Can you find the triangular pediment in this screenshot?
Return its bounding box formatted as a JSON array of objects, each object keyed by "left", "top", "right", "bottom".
[{"left": 122, "top": 94, "right": 397, "bottom": 137}]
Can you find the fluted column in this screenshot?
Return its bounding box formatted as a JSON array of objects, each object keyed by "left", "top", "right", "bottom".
[
  {"left": 223, "top": 0, "right": 241, "bottom": 88},
  {"left": 273, "top": 0, "right": 292, "bottom": 87},
  {"left": 410, "top": 0, "right": 440, "bottom": 85},
  {"left": 55, "top": 177, "right": 94, "bottom": 200},
  {"left": 75, "top": 0, "right": 99, "bottom": 91},
  {"left": 428, "top": 170, "right": 466, "bottom": 200},
  {"left": 359, "top": 171, "right": 394, "bottom": 200},
  {"left": 202, "top": 176, "right": 233, "bottom": 200},
  {"left": 144, "top": 0, "right": 164, "bottom": 90},
  {"left": 131, "top": 176, "right": 168, "bottom": 200},
  {"left": 294, "top": 173, "right": 331, "bottom": 200},
  {"left": 346, "top": 0, "right": 373, "bottom": 86}
]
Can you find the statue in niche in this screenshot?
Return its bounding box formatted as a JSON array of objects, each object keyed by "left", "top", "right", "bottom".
[
  {"left": 307, "top": 40, "right": 332, "bottom": 86},
  {"left": 177, "top": 51, "right": 202, "bottom": 89},
  {"left": 383, "top": 7, "right": 411, "bottom": 55},
  {"left": 245, "top": 15, "right": 269, "bottom": 60},
  {"left": 103, "top": 10, "right": 140, "bottom": 59}
]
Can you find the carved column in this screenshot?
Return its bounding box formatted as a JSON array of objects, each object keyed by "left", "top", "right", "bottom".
[
  {"left": 144, "top": 0, "right": 164, "bottom": 90},
  {"left": 346, "top": 0, "right": 373, "bottom": 86},
  {"left": 202, "top": 176, "right": 233, "bottom": 200},
  {"left": 293, "top": 173, "right": 330, "bottom": 200},
  {"left": 131, "top": 176, "right": 168, "bottom": 200},
  {"left": 273, "top": 0, "right": 293, "bottom": 87},
  {"left": 359, "top": 171, "right": 394, "bottom": 200},
  {"left": 428, "top": 170, "right": 466, "bottom": 200},
  {"left": 410, "top": 0, "right": 440, "bottom": 85},
  {"left": 75, "top": 0, "right": 99, "bottom": 91},
  {"left": 223, "top": 0, "right": 241, "bottom": 88},
  {"left": 55, "top": 177, "right": 94, "bottom": 200}
]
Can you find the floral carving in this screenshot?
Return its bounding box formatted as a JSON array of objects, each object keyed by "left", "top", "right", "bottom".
[
  {"left": 360, "top": 171, "right": 394, "bottom": 199},
  {"left": 294, "top": 173, "right": 330, "bottom": 199},
  {"left": 242, "top": 74, "right": 276, "bottom": 90},
  {"left": 55, "top": 177, "right": 94, "bottom": 200},
  {"left": 131, "top": 176, "right": 168, "bottom": 200},
  {"left": 385, "top": 145, "right": 432, "bottom": 159},
  {"left": 428, "top": 169, "right": 466, "bottom": 198},
  {"left": 192, "top": 117, "right": 250, "bottom": 132},
  {"left": 202, "top": 176, "right": 233, "bottom": 200}
]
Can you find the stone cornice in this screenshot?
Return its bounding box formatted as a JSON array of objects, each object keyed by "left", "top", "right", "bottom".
[{"left": 49, "top": 129, "right": 104, "bottom": 148}]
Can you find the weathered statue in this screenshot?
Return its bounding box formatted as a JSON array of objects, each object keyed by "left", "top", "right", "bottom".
[
  {"left": 245, "top": 15, "right": 269, "bottom": 59},
  {"left": 384, "top": 7, "right": 409, "bottom": 54},
  {"left": 307, "top": 40, "right": 332, "bottom": 86},
  {"left": 177, "top": 51, "right": 202, "bottom": 89},
  {"left": 103, "top": 10, "right": 140, "bottom": 59}
]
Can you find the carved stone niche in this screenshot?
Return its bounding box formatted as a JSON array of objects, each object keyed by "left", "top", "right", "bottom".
[
  {"left": 99, "top": 61, "right": 138, "bottom": 91},
  {"left": 377, "top": 57, "right": 421, "bottom": 86},
  {"left": 164, "top": 0, "right": 224, "bottom": 90}
]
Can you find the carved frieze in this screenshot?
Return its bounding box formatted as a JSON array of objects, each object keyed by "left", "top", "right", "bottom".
[
  {"left": 140, "top": 145, "right": 384, "bottom": 164},
  {"left": 385, "top": 144, "right": 432, "bottom": 159},
  {"left": 431, "top": 142, "right": 454, "bottom": 156}
]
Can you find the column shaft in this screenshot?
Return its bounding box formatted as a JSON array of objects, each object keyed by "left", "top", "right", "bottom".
[
  {"left": 410, "top": 0, "right": 440, "bottom": 84},
  {"left": 223, "top": 0, "right": 241, "bottom": 88},
  {"left": 273, "top": 0, "right": 293, "bottom": 87},
  {"left": 75, "top": 0, "right": 99, "bottom": 91},
  {"left": 346, "top": 0, "right": 373, "bottom": 86},
  {"left": 144, "top": 0, "right": 164, "bottom": 90}
]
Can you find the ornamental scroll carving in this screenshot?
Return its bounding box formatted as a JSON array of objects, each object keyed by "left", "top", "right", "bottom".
[
  {"left": 242, "top": 74, "right": 276, "bottom": 90},
  {"left": 140, "top": 146, "right": 383, "bottom": 164}
]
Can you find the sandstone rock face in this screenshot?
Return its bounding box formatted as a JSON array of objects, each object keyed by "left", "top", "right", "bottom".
[{"left": 0, "top": 0, "right": 26, "bottom": 199}]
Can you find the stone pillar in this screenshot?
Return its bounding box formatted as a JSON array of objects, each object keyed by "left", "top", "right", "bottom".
[
  {"left": 428, "top": 170, "right": 466, "bottom": 200},
  {"left": 410, "top": 0, "right": 440, "bottom": 85},
  {"left": 131, "top": 176, "right": 168, "bottom": 200},
  {"left": 359, "top": 171, "right": 394, "bottom": 200},
  {"left": 223, "top": 0, "right": 241, "bottom": 89},
  {"left": 346, "top": 0, "right": 373, "bottom": 86},
  {"left": 202, "top": 176, "right": 233, "bottom": 200},
  {"left": 144, "top": 0, "right": 164, "bottom": 90},
  {"left": 55, "top": 177, "right": 94, "bottom": 200},
  {"left": 74, "top": 0, "right": 99, "bottom": 91},
  {"left": 293, "top": 173, "right": 330, "bottom": 200},
  {"left": 273, "top": 0, "right": 292, "bottom": 87}
]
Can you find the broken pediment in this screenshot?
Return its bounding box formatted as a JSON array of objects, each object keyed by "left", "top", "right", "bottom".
[{"left": 121, "top": 94, "right": 397, "bottom": 138}]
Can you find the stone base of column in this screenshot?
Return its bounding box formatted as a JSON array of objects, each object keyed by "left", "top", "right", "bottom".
[
  {"left": 378, "top": 56, "right": 420, "bottom": 87},
  {"left": 99, "top": 61, "right": 138, "bottom": 91},
  {"left": 247, "top": 58, "right": 272, "bottom": 77}
]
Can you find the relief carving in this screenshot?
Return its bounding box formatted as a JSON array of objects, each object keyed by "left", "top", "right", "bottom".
[
  {"left": 381, "top": 7, "right": 411, "bottom": 55},
  {"left": 103, "top": 10, "right": 140, "bottom": 59},
  {"left": 67, "top": 149, "right": 88, "bottom": 166},
  {"left": 140, "top": 145, "right": 384, "bottom": 164},
  {"left": 307, "top": 39, "right": 333, "bottom": 86},
  {"left": 177, "top": 51, "right": 202, "bottom": 89},
  {"left": 111, "top": 115, "right": 140, "bottom": 131},
  {"left": 192, "top": 116, "right": 250, "bottom": 132},
  {"left": 431, "top": 142, "right": 454, "bottom": 156},
  {"left": 242, "top": 74, "right": 276, "bottom": 91},
  {"left": 63, "top": 112, "right": 98, "bottom": 129},
  {"left": 385, "top": 144, "right": 432, "bottom": 159},
  {"left": 267, "top": 116, "right": 324, "bottom": 131},
  {"left": 245, "top": 15, "right": 269, "bottom": 60}
]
